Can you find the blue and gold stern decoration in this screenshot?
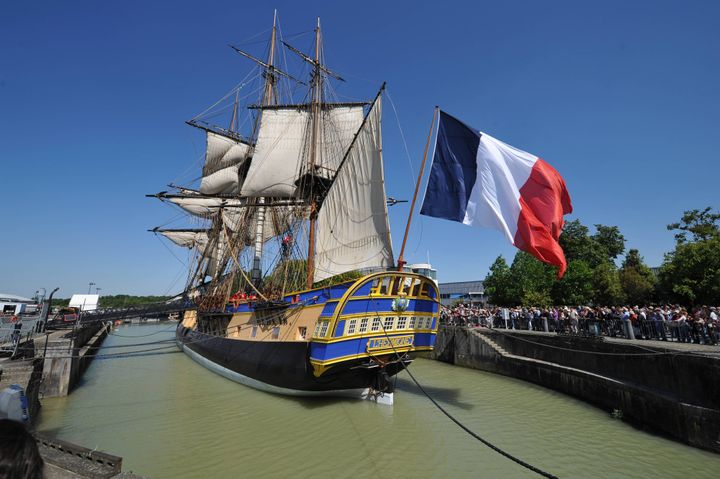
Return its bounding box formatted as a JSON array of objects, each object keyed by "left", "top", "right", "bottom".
[{"left": 309, "top": 271, "right": 439, "bottom": 377}]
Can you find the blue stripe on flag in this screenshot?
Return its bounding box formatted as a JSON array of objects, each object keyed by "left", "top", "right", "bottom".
[{"left": 420, "top": 111, "right": 481, "bottom": 222}]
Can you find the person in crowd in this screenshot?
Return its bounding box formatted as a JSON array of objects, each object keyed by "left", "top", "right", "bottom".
[{"left": 437, "top": 300, "right": 719, "bottom": 347}]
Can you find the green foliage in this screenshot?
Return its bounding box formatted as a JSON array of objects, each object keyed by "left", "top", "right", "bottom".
[
  {"left": 508, "top": 252, "right": 555, "bottom": 304},
  {"left": 483, "top": 220, "right": 625, "bottom": 306},
  {"left": 667, "top": 207, "right": 720, "bottom": 243},
  {"left": 481, "top": 211, "right": 719, "bottom": 307},
  {"left": 618, "top": 249, "right": 656, "bottom": 305},
  {"left": 262, "top": 258, "right": 363, "bottom": 294},
  {"left": 559, "top": 220, "right": 598, "bottom": 265},
  {"left": 50, "top": 298, "right": 70, "bottom": 307},
  {"left": 263, "top": 259, "right": 308, "bottom": 294},
  {"left": 592, "top": 225, "right": 626, "bottom": 260},
  {"left": 98, "top": 295, "right": 171, "bottom": 308},
  {"left": 657, "top": 235, "right": 720, "bottom": 305},
  {"left": 658, "top": 208, "right": 720, "bottom": 305},
  {"left": 483, "top": 256, "right": 513, "bottom": 306},
  {"left": 551, "top": 260, "right": 594, "bottom": 305},
  {"left": 521, "top": 290, "right": 552, "bottom": 307},
  {"left": 315, "top": 270, "right": 363, "bottom": 288},
  {"left": 560, "top": 220, "right": 626, "bottom": 267},
  {"left": 592, "top": 261, "right": 624, "bottom": 305}
]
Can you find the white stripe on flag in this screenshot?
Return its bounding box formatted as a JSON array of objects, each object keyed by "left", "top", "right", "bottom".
[{"left": 462, "top": 132, "right": 538, "bottom": 243}]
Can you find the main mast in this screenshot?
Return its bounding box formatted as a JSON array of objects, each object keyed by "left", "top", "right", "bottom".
[
  {"left": 250, "top": 11, "right": 279, "bottom": 286},
  {"left": 306, "top": 17, "right": 322, "bottom": 288}
]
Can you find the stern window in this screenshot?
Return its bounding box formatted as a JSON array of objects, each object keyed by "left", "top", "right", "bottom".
[
  {"left": 397, "top": 316, "right": 407, "bottom": 329},
  {"left": 319, "top": 321, "right": 329, "bottom": 337},
  {"left": 359, "top": 318, "right": 369, "bottom": 333},
  {"left": 383, "top": 316, "right": 394, "bottom": 331},
  {"left": 371, "top": 317, "right": 381, "bottom": 332},
  {"left": 347, "top": 319, "right": 357, "bottom": 335}
]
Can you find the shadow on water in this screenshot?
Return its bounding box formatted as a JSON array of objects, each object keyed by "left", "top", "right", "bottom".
[
  {"left": 394, "top": 377, "right": 475, "bottom": 411},
  {"left": 291, "top": 395, "right": 364, "bottom": 410}
]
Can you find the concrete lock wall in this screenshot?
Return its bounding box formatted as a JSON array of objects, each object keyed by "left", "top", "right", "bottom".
[
  {"left": 432, "top": 326, "right": 720, "bottom": 454},
  {"left": 40, "top": 322, "right": 109, "bottom": 398}
]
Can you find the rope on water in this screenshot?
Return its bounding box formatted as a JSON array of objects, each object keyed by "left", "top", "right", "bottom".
[
  {"left": 373, "top": 313, "right": 559, "bottom": 478},
  {"left": 399, "top": 363, "right": 559, "bottom": 479}
]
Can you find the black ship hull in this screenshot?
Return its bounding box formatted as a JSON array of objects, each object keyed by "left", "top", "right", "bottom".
[{"left": 175, "top": 322, "right": 406, "bottom": 400}]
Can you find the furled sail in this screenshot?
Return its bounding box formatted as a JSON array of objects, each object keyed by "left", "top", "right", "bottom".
[
  {"left": 240, "top": 106, "right": 364, "bottom": 197},
  {"left": 199, "top": 132, "right": 252, "bottom": 195},
  {"left": 314, "top": 98, "right": 394, "bottom": 282},
  {"left": 167, "top": 195, "right": 245, "bottom": 217},
  {"left": 158, "top": 229, "right": 209, "bottom": 250}
]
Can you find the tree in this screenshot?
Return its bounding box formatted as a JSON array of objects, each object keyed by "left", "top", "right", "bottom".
[
  {"left": 508, "top": 252, "right": 554, "bottom": 305},
  {"left": 552, "top": 260, "right": 594, "bottom": 305},
  {"left": 559, "top": 220, "right": 625, "bottom": 268},
  {"left": 667, "top": 207, "right": 720, "bottom": 243},
  {"left": 620, "top": 249, "right": 655, "bottom": 305},
  {"left": 98, "top": 295, "right": 171, "bottom": 308},
  {"left": 484, "top": 256, "right": 513, "bottom": 306},
  {"left": 592, "top": 261, "right": 624, "bottom": 305},
  {"left": 559, "top": 220, "right": 599, "bottom": 265},
  {"left": 657, "top": 236, "right": 720, "bottom": 305},
  {"left": 657, "top": 208, "right": 720, "bottom": 306},
  {"left": 592, "top": 225, "right": 626, "bottom": 261}
]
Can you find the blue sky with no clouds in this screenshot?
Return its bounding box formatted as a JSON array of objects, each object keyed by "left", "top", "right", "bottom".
[{"left": 1, "top": 0, "right": 718, "bottom": 297}]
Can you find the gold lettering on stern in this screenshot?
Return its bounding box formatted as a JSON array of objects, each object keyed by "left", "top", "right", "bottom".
[{"left": 366, "top": 335, "right": 414, "bottom": 352}]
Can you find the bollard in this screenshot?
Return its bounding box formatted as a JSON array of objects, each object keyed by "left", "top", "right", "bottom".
[
  {"left": 543, "top": 317, "right": 549, "bottom": 333},
  {"left": 624, "top": 319, "right": 635, "bottom": 340}
]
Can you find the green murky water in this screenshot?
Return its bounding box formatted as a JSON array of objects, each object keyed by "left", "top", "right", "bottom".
[{"left": 36, "top": 324, "right": 720, "bottom": 478}]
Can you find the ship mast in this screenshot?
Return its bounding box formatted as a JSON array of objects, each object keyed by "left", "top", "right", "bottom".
[
  {"left": 306, "top": 17, "right": 322, "bottom": 288},
  {"left": 250, "top": 10, "right": 279, "bottom": 286}
]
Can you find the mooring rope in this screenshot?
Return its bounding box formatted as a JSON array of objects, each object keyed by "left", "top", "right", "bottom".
[{"left": 373, "top": 315, "right": 559, "bottom": 478}]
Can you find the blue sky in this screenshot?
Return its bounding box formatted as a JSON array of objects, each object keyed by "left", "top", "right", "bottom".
[{"left": 1, "top": 0, "right": 718, "bottom": 297}]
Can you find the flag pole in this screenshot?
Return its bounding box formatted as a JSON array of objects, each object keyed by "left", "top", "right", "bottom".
[{"left": 397, "top": 106, "right": 438, "bottom": 272}]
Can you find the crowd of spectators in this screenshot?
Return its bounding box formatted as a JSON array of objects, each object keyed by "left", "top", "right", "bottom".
[{"left": 439, "top": 303, "right": 720, "bottom": 345}]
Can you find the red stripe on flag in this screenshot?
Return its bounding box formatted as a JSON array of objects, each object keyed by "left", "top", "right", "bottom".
[{"left": 513, "top": 159, "right": 573, "bottom": 278}]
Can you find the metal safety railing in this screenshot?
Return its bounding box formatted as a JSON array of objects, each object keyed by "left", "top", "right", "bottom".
[{"left": 441, "top": 315, "right": 720, "bottom": 345}]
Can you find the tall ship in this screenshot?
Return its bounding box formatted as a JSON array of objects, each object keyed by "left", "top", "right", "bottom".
[{"left": 148, "top": 13, "right": 439, "bottom": 404}]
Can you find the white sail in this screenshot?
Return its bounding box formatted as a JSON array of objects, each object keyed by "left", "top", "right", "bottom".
[
  {"left": 316, "top": 106, "right": 366, "bottom": 178},
  {"left": 167, "top": 196, "right": 245, "bottom": 217},
  {"left": 314, "top": 98, "right": 394, "bottom": 282},
  {"left": 240, "top": 106, "right": 364, "bottom": 197},
  {"left": 200, "top": 132, "right": 252, "bottom": 195},
  {"left": 158, "top": 230, "right": 209, "bottom": 249},
  {"left": 200, "top": 165, "right": 241, "bottom": 196}
]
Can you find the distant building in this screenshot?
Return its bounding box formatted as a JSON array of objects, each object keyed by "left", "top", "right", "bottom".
[
  {"left": 0, "top": 293, "right": 39, "bottom": 315},
  {"left": 439, "top": 280, "right": 486, "bottom": 307}
]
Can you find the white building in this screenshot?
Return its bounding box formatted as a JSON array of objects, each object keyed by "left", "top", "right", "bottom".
[{"left": 0, "top": 293, "right": 39, "bottom": 315}]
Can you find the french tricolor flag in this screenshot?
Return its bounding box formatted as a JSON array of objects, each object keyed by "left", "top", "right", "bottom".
[{"left": 420, "top": 111, "right": 573, "bottom": 277}]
